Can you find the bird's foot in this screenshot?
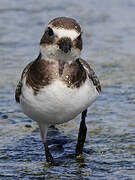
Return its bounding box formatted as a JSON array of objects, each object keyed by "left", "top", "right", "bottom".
[
  {"left": 75, "top": 152, "right": 84, "bottom": 160},
  {"left": 46, "top": 153, "right": 54, "bottom": 164},
  {"left": 44, "top": 143, "right": 54, "bottom": 164}
]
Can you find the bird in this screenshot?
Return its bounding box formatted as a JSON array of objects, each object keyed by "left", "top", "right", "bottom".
[{"left": 15, "top": 17, "right": 101, "bottom": 163}]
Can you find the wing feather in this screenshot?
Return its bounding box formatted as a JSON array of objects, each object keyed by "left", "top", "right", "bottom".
[
  {"left": 79, "top": 58, "right": 101, "bottom": 93},
  {"left": 15, "top": 61, "right": 34, "bottom": 103}
]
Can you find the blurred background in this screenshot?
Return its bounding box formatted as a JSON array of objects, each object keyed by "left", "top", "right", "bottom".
[{"left": 0, "top": 0, "right": 135, "bottom": 179}]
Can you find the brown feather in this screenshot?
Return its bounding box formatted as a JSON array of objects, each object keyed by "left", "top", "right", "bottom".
[{"left": 79, "top": 58, "right": 101, "bottom": 93}]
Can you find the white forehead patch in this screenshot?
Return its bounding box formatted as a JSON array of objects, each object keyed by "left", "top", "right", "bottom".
[{"left": 52, "top": 27, "right": 79, "bottom": 40}]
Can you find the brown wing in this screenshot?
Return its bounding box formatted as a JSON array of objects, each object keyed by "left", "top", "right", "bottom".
[
  {"left": 79, "top": 58, "right": 101, "bottom": 93},
  {"left": 15, "top": 61, "right": 34, "bottom": 103}
]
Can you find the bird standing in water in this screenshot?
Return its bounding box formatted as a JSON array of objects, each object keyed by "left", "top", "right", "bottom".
[{"left": 15, "top": 17, "right": 101, "bottom": 163}]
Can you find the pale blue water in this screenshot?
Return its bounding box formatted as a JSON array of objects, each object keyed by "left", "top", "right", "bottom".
[{"left": 0, "top": 0, "right": 135, "bottom": 179}]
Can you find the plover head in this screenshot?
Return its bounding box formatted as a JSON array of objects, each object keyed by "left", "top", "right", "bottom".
[{"left": 40, "top": 17, "right": 82, "bottom": 61}]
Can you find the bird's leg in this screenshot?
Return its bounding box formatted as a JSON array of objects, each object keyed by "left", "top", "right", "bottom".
[
  {"left": 38, "top": 123, "right": 54, "bottom": 163},
  {"left": 75, "top": 109, "right": 87, "bottom": 157},
  {"left": 43, "top": 142, "right": 54, "bottom": 163}
]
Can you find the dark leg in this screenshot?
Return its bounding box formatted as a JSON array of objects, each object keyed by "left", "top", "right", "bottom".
[
  {"left": 38, "top": 123, "right": 54, "bottom": 163},
  {"left": 75, "top": 109, "right": 87, "bottom": 157},
  {"left": 44, "top": 143, "right": 54, "bottom": 163}
]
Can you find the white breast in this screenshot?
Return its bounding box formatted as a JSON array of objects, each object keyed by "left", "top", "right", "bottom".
[{"left": 20, "top": 78, "right": 99, "bottom": 125}]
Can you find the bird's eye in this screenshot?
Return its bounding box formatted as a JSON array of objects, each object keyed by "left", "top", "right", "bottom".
[
  {"left": 46, "top": 27, "right": 54, "bottom": 37},
  {"left": 77, "top": 33, "right": 82, "bottom": 40}
]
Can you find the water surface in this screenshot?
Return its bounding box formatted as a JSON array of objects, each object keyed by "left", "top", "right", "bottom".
[{"left": 0, "top": 0, "right": 135, "bottom": 179}]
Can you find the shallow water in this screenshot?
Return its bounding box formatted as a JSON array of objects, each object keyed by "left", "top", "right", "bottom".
[{"left": 0, "top": 0, "right": 135, "bottom": 179}]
